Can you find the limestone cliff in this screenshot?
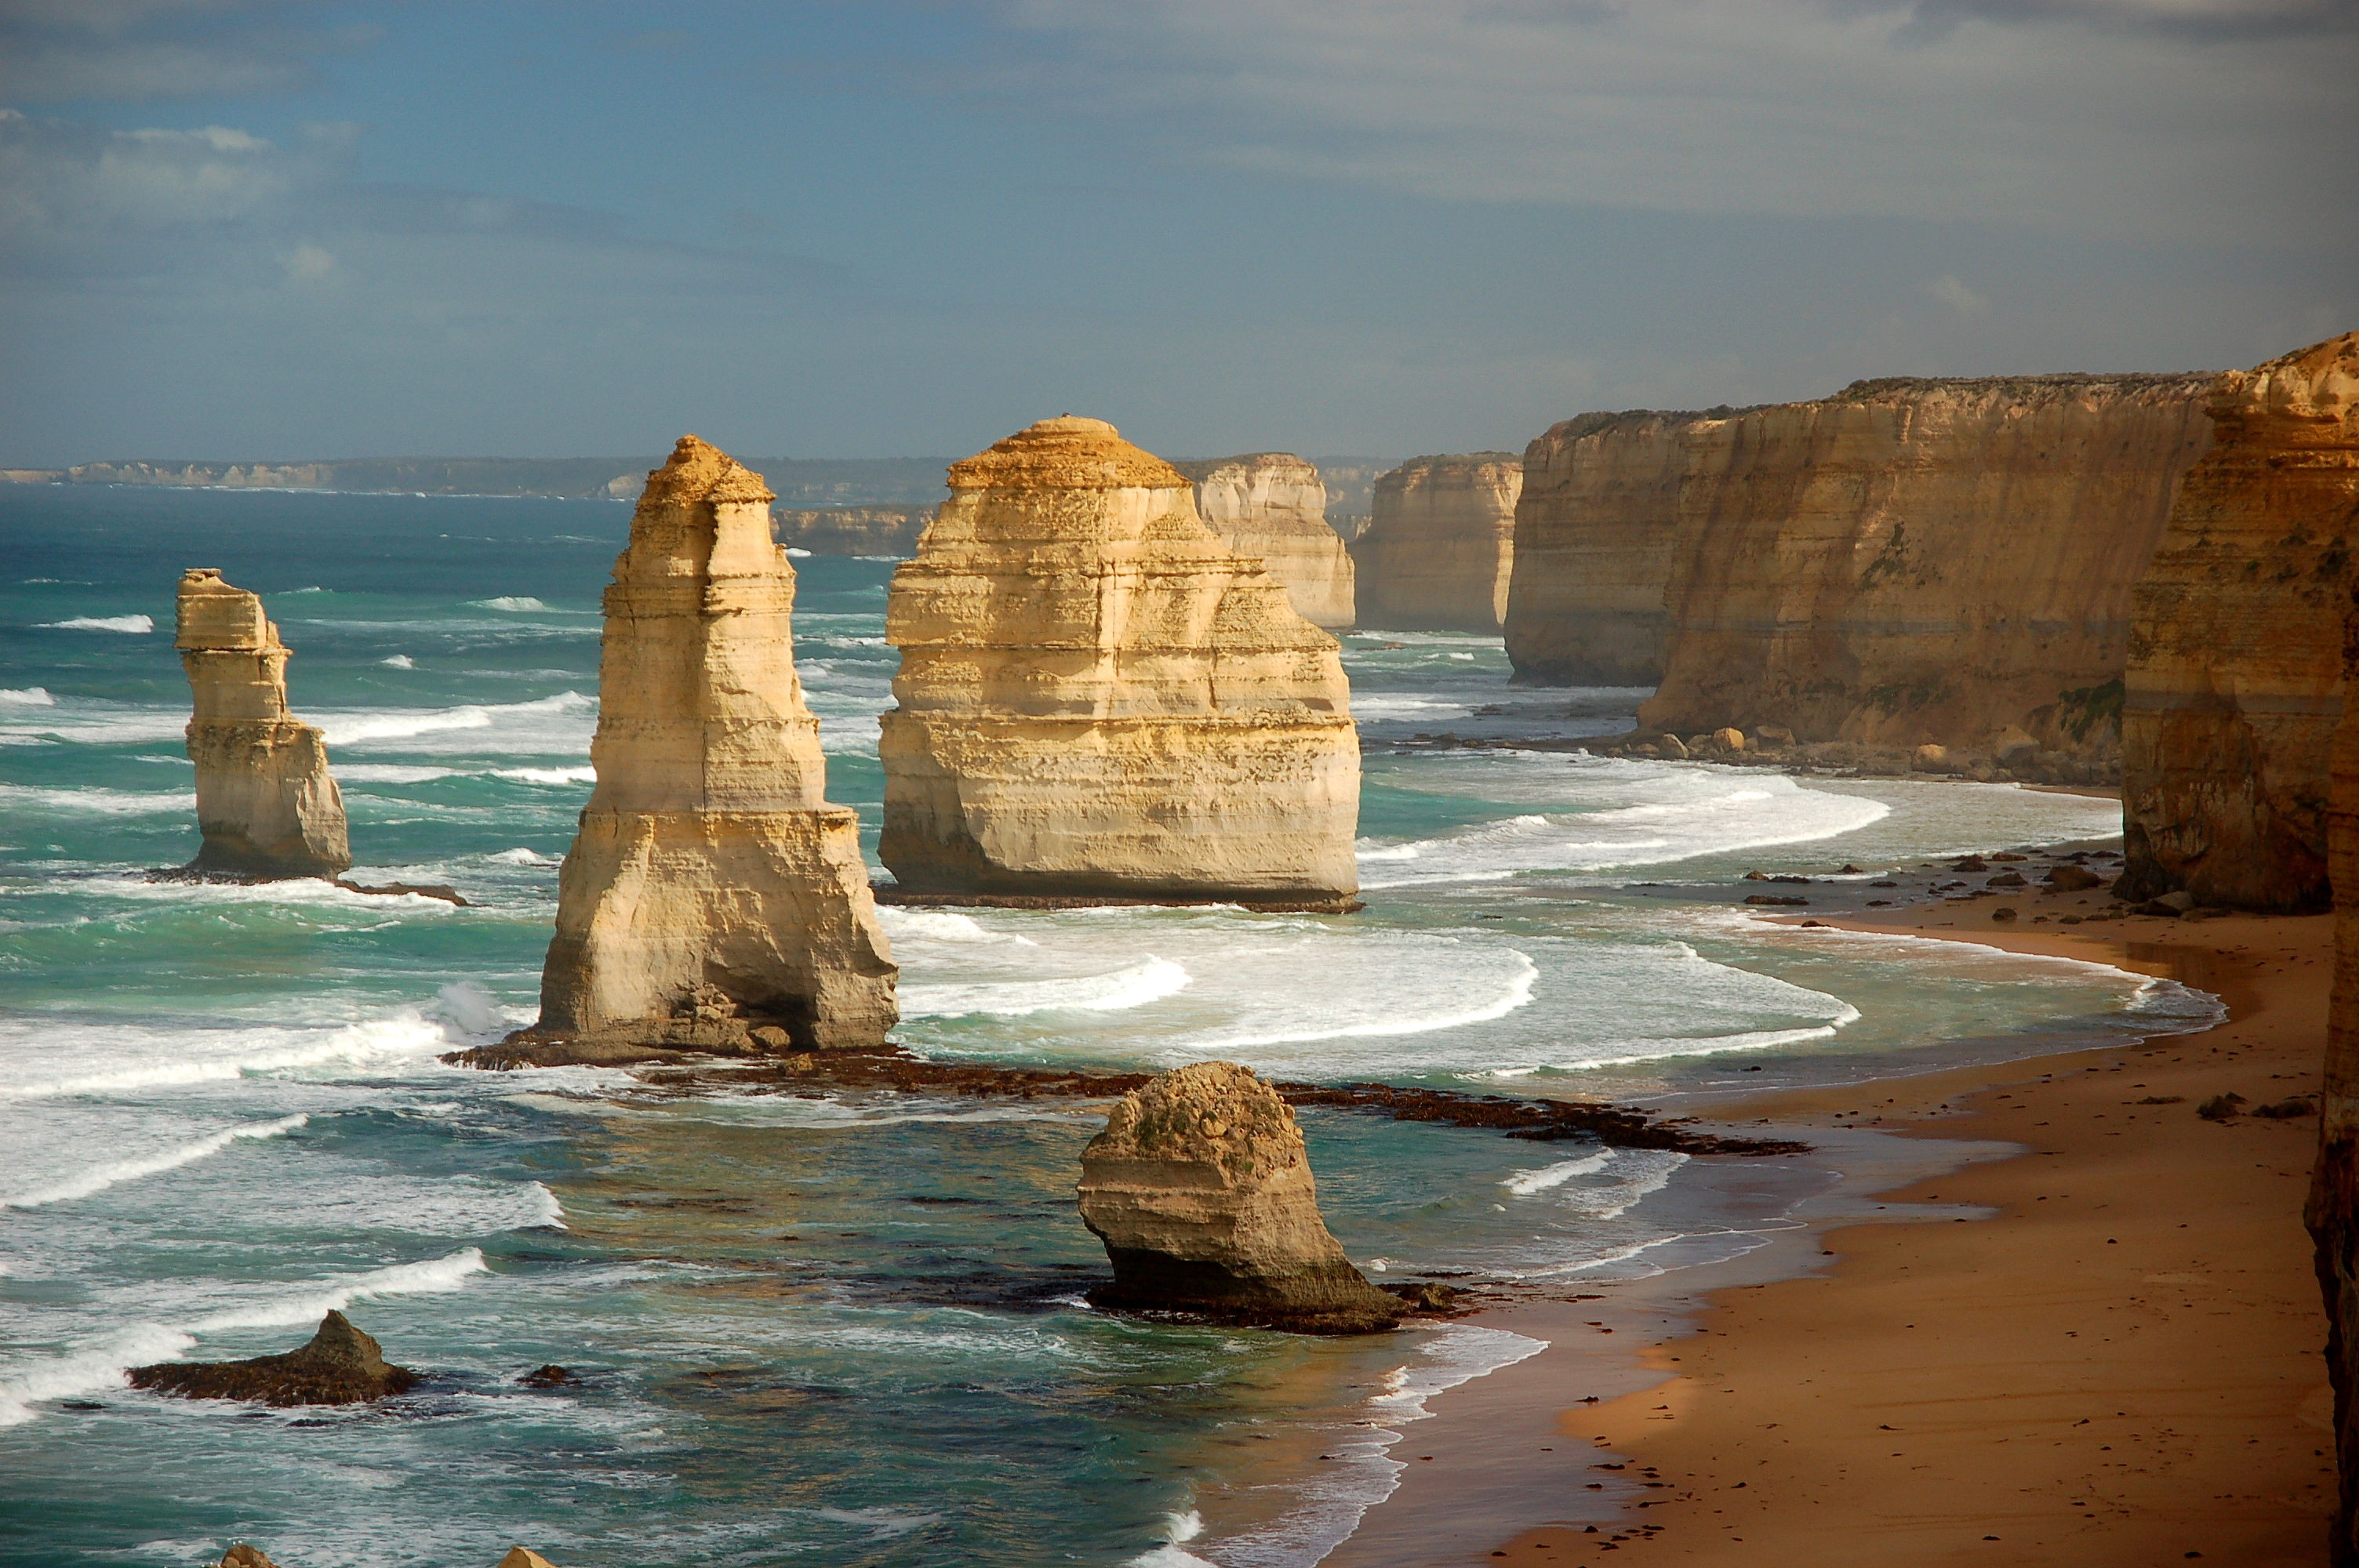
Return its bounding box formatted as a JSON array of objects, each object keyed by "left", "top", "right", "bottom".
[
  {"left": 1173, "top": 453, "right": 1354, "bottom": 628},
  {"left": 1353, "top": 454, "right": 1522, "bottom": 631},
  {"left": 520, "top": 436, "right": 896, "bottom": 1061},
  {"left": 1637, "top": 374, "right": 2215, "bottom": 760},
  {"left": 1506, "top": 411, "right": 1728, "bottom": 686},
  {"left": 878, "top": 416, "right": 1359, "bottom": 907},
  {"left": 1078, "top": 1061, "right": 1401, "bottom": 1334},
  {"left": 772, "top": 505, "right": 936, "bottom": 557},
  {"left": 176, "top": 569, "right": 352, "bottom": 880},
  {"left": 2121, "top": 333, "right": 2359, "bottom": 910}
]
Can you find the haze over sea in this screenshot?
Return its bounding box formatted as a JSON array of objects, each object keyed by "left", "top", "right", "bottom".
[{"left": 0, "top": 485, "right": 2216, "bottom": 1567}]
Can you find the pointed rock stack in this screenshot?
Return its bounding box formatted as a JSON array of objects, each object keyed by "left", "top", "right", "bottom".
[
  {"left": 2123, "top": 332, "right": 2359, "bottom": 910},
  {"left": 1078, "top": 1061, "right": 1401, "bottom": 1334},
  {"left": 1174, "top": 452, "right": 1354, "bottom": 628},
  {"left": 1354, "top": 453, "right": 1523, "bottom": 632},
  {"left": 131, "top": 1310, "right": 417, "bottom": 1406},
  {"left": 515, "top": 436, "right": 896, "bottom": 1062},
  {"left": 176, "top": 568, "right": 352, "bottom": 880},
  {"left": 879, "top": 416, "right": 1360, "bottom": 908}
]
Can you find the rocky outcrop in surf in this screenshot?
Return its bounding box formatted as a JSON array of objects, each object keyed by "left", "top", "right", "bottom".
[
  {"left": 489, "top": 436, "right": 896, "bottom": 1067},
  {"left": 878, "top": 416, "right": 1360, "bottom": 908},
  {"left": 131, "top": 1311, "right": 417, "bottom": 1406},
  {"left": 772, "top": 505, "right": 936, "bottom": 557},
  {"left": 1078, "top": 1062, "right": 1403, "bottom": 1334},
  {"left": 1353, "top": 454, "right": 1522, "bottom": 631},
  {"left": 1173, "top": 452, "right": 1354, "bottom": 628},
  {"left": 2123, "top": 333, "right": 2359, "bottom": 911},
  {"left": 1505, "top": 410, "right": 1732, "bottom": 687},
  {"left": 1636, "top": 374, "right": 2215, "bottom": 767},
  {"left": 175, "top": 568, "right": 352, "bottom": 880}
]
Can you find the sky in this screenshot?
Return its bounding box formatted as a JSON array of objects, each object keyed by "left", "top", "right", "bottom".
[{"left": 2, "top": 0, "right": 2354, "bottom": 463}]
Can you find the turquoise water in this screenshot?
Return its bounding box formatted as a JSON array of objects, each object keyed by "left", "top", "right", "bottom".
[{"left": 0, "top": 487, "right": 2213, "bottom": 1567}]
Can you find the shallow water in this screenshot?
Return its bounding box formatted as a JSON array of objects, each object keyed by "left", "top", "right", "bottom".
[{"left": 0, "top": 486, "right": 2212, "bottom": 1566}]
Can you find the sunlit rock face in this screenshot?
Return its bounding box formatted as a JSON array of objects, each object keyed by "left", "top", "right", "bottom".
[
  {"left": 176, "top": 568, "right": 352, "bottom": 880},
  {"left": 1637, "top": 373, "right": 2215, "bottom": 763},
  {"left": 1078, "top": 1061, "right": 1402, "bottom": 1334},
  {"left": 1174, "top": 452, "right": 1354, "bottom": 628},
  {"left": 1353, "top": 454, "right": 1522, "bottom": 632},
  {"left": 1506, "top": 411, "right": 1721, "bottom": 687},
  {"left": 878, "top": 416, "right": 1360, "bottom": 907},
  {"left": 2121, "top": 333, "right": 2359, "bottom": 911},
  {"left": 531, "top": 436, "right": 896, "bottom": 1054}
]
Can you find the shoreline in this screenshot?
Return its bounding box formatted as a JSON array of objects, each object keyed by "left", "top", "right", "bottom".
[{"left": 1325, "top": 901, "right": 2334, "bottom": 1566}]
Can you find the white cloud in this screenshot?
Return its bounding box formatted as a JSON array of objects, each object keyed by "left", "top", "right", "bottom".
[
  {"left": 280, "top": 240, "right": 334, "bottom": 284},
  {"left": 1925, "top": 274, "right": 1990, "bottom": 314}
]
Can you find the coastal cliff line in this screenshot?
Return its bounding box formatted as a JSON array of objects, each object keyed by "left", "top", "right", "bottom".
[
  {"left": 1173, "top": 452, "right": 1355, "bottom": 628},
  {"left": 878, "top": 416, "right": 1361, "bottom": 906},
  {"left": 1634, "top": 372, "right": 2215, "bottom": 767},
  {"left": 1353, "top": 453, "right": 1522, "bottom": 632},
  {"left": 2123, "top": 332, "right": 2359, "bottom": 912}
]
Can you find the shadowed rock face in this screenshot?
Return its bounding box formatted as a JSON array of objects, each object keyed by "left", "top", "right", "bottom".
[
  {"left": 1078, "top": 1061, "right": 1401, "bottom": 1334},
  {"left": 1637, "top": 373, "right": 2214, "bottom": 759},
  {"left": 2124, "top": 333, "right": 2359, "bottom": 911},
  {"left": 879, "top": 417, "right": 1360, "bottom": 906},
  {"left": 2311, "top": 568, "right": 2359, "bottom": 1566},
  {"left": 1354, "top": 454, "right": 1522, "bottom": 632},
  {"left": 176, "top": 569, "right": 351, "bottom": 879},
  {"left": 1174, "top": 452, "right": 1354, "bottom": 628},
  {"left": 519, "top": 436, "right": 897, "bottom": 1062},
  {"left": 130, "top": 1311, "right": 417, "bottom": 1406}
]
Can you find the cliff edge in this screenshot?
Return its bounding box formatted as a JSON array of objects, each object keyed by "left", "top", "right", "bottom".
[{"left": 1354, "top": 453, "right": 1521, "bottom": 633}]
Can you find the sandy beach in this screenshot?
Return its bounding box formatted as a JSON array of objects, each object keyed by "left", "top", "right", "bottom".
[{"left": 1336, "top": 893, "right": 2337, "bottom": 1567}]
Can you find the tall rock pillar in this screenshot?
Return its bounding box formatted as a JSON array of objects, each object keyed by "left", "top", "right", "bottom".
[
  {"left": 1175, "top": 452, "right": 1354, "bottom": 628},
  {"left": 531, "top": 435, "right": 896, "bottom": 1055},
  {"left": 1353, "top": 454, "right": 1522, "bottom": 633},
  {"left": 176, "top": 568, "right": 352, "bottom": 880},
  {"left": 879, "top": 416, "right": 1360, "bottom": 908}
]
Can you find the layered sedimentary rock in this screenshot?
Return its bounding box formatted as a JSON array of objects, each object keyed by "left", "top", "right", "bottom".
[
  {"left": 1637, "top": 374, "right": 2216, "bottom": 763},
  {"left": 1173, "top": 453, "right": 1354, "bottom": 627},
  {"left": 2122, "top": 334, "right": 2359, "bottom": 911},
  {"left": 176, "top": 569, "right": 352, "bottom": 879},
  {"left": 2314, "top": 600, "right": 2359, "bottom": 1566},
  {"left": 1506, "top": 411, "right": 1726, "bottom": 686},
  {"left": 518, "top": 436, "right": 896, "bottom": 1061},
  {"left": 878, "top": 416, "right": 1359, "bottom": 906},
  {"left": 772, "top": 505, "right": 937, "bottom": 557},
  {"left": 1078, "top": 1061, "right": 1401, "bottom": 1333},
  {"left": 131, "top": 1312, "right": 416, "bottom": 1406},
  {"left": 1353, "top": 454, "right": 1522, "bottom": 631}
]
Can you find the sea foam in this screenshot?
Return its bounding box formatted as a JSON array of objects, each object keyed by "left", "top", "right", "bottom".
[{"left": 1, "top": 1113, "right": 308, "bottom": 1209}]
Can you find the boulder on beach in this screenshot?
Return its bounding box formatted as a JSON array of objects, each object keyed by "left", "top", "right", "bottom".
[
  {"left": 129, "top": 1311, "right": 418, "bottom": 1406},
  {"left": 1077, "top": 1061, "right": 1402, "bottom": 1334}
]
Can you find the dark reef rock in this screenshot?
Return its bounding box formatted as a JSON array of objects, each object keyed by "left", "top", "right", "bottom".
[{"left": 129, "top": 1311, "right": 419, "bottom": 1406}]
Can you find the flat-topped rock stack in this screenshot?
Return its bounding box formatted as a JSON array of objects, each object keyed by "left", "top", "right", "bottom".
[
  {"left": 175, "top": 568, "right": 352, "bottom": 880},
  {"left": 1173, "top": 452, "right": 1354, "bottom": 628},
  {"left": 2123, "top": 332, "right": 2359, "bottom": 911},
  {"left": 1353, "top": 453, "right": 1522, "bottom": 632},
  {"left": 1078, "top": 1061, "right": 1403, "bottom": 1334},
  {"left": 1636, "top": 373, "right": 2215, "bottom": 767},
  {"left": 485, "top": 436, "right": 896, "bottom": 1067},
  {"left": 878, "top": 416, "right": 1360, "bottom": 909}
]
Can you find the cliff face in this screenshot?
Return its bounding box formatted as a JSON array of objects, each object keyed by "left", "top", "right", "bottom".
[
  {"left": 1173, "top": 453, "right": 1354, "bottom": 628},
  {"left": 772, "top": 506, "right": 936, "bottom": 557},
  {"left": 1078, "top": 1061, "right": 1401, "bottom": 1333},
  {"left": 2122, "top": 333, "right": 2359, "bottom": 910},
  {"left": 2314, "top": 608, "right": 2359, "bottom": 1565},
  {"left": 878, "top": 416, "right": 1360, "bottom": 906},
  {"left": 532, "top": 436, "right": 897, "bottom": 1056},
  {"left": 1637, "top": 374, "right": 2215, "bottom": 757},
  {"left": 176, "top": 569, "right": 351, "bottom": 879},
  {"left": 1353, "top": 454, "right": 1522, "bottom": 631},
  {"left": 1506, "top": 411, "right": 1717, "bottom": 686}
]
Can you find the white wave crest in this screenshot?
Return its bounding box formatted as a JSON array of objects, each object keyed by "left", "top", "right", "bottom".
[
  {"left": 314, "top": 691, "right": 591, "bottom": 747},
  {"left": 0, "top": 687, "right": 55, "bottom": 706},
  {"left": 380, "top": 655, "right": 415, "bottom": 669},
  {"left": 0, "top": 782, "right": 194, "bottom": 816},
  {"left": 473, "top": 596, "right": 548, "bottom": 611},
  {"left": 1199, "top": 950, "right": 1536, "bottom": 1050},
  {"left": 1, "top": 1113, "right": 309, "bottom": 1210},
  {"left": 1499, "top": 1149, "right": 1612, "bottom": 1196},
  {"left": 493, "top": 765, "right": 596, "bottom": 785},
  {"left": 878, "top": 907, "right": 1038, "bottom": 946},
  {"left": 489, "top": 847, "right": 560, "bottom": 866},
  {"left": 0, "top": 1013, "right": 450, "bottom": 1102},
  {"left": 38, "top": 614, "right": 153, "bottom": 633},
  {"left": 900, "top": 959, "right": 1190, "bottom": 1019}
]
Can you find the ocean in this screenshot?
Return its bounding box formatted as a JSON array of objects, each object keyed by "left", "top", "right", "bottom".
[{"left": 0, "top": 485, "right": 2218, "bottom": 1567}]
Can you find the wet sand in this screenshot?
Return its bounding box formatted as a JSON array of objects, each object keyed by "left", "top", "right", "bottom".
[{"left": 1334, "top": 897, "right": 2335, "bottom": 1567}]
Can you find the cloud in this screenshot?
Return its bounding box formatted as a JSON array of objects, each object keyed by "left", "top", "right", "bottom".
[
  {"left": 0, "top": 0, "right": 368, "bottom": 103},
  {"left": 1925, "top": 274, "right": 1989, "bottom": 314}
]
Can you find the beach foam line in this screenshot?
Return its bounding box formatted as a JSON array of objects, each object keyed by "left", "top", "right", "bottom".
[
  {"left": 0, "top": 1113, "right": 309, "bottom": 1209},
  {"left": 1192, "top": 950, "right": 1537, "bottom": 1050},
  {"left": 38, "top": 615, "right": 153, "bottom": 633},
  {"left": 900, "top": 958, "right": 1190, "bottom": 1019},
  {"left": 1561, "top": 1002, "right": 1866, "bottom": 1070},
  {"left": 0, "top": 1247, "right": 489, "bottom": 1425},
  {"left": 0, "top": 1014, "right": 449, "bottom": 1102}
]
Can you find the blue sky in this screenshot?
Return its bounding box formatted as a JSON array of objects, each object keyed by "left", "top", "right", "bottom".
[{"left": 2, "top": 0, "right": 2352, "bottom": 463}]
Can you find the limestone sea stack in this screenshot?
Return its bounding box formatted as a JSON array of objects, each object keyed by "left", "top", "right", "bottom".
[
  {"left": 511, "top": 436, "right": 896, "bottom": 1063},
  {"left": 1353, "top": 454, "right": 1522, "bottom": 632},
  {"left": 1637, "top": 374, "right": 2215, "bottom": 764},
  {"left": 175, "top": 569, "right": 352, "bottom": 880},
  {"left": 1078, "top": 1061, "right": 1402, "bottom": 1334},
  {"left": 1173, "top": 452, "right": 1354, "bottom": 628},
  {"left": 2121, "top": 333, "right": 2359, "bottom": 911},
  {"left": 1505, "top": 411, "right": 1724, "bottom": 686},
  {"left": 878, "top": 416, "right": 1360, "bottom": 908},
  {"left": 130, "top": 1311, "right": 417, "bottom": 1406}
]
